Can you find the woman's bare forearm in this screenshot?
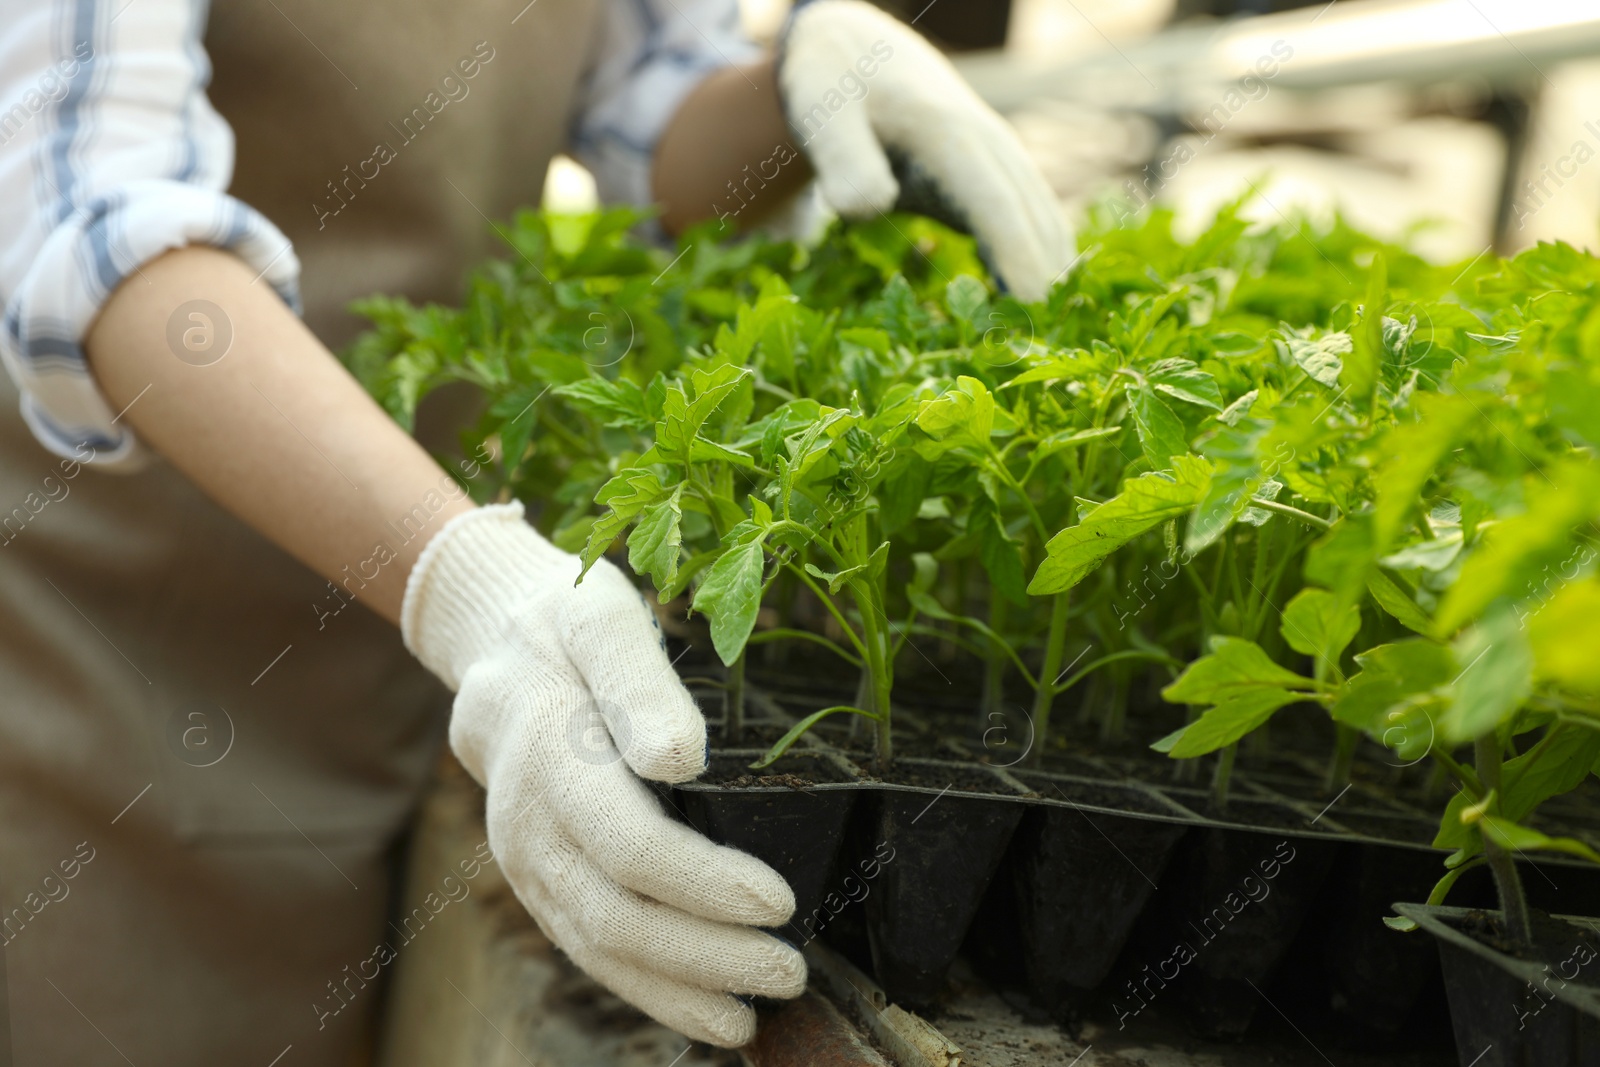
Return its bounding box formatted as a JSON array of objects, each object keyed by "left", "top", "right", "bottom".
[
  {"left": 85, "top": 246, "right": 473, "bottom": 626},
  {"left": 652, "top": 57, "right": 814, "bottom": 235}
]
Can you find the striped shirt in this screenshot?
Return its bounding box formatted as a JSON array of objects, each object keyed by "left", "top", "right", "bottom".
[{"left": 0, "top": 0, "right": 757, "bottom": 471}]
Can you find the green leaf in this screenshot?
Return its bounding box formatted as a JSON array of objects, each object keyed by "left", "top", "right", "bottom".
[
  {"left": 973, "top": 497, "right": 1028, "bottom": 606},
  {"left": 1367, "top": 570, "right": 1434, "bottom": 634},
  {"left": 1332, "top": 672, "right": 1415, "bottom": 732},
  {"left": 1502, "top": 728, "right": 1600, "bottom": 823},
  {"left": 946, "top": 274, "right": 988, "bottom": 325},
  {"left": 1354, "top": 638, "right": 1458, "bottom": 685},
  {"left": 1404, "top": 857, "right": 1487, "bottom": 916},
  {"left": 1371, "top": 394, "right": 1473, "bottom": 551},
  {"left": 687, "top": 363, "right": 753, "bottom": 425},
  {"left": 1186, "top": 416, "right": 1268, "bottom": 554},
  {"left": 1433, "top": 789, "right": 1476, "bottom": 852},
  {"left": 686, "top": 438, "right": 757, "bottom": 468},
  {"left": 1479, "top": 816, "right": 1600, "bottom": 864},
  {"left": 1218, "top": 389, "right": 1258, "bottom": 426},
  {"left": 1343, "top": 253, "right": 1386, "bottom": 406},
  {"left": 626, "top": 485, "right": 683, "bottom": 590},
  {"left": 1238, "top": 478, "right": 1283, "bottom": 526},
  {"left": 1333, "top": 640, "right": 1454, "bottom": 736},
  {"left": 804, "top": 560, "right": 867, "bottom": 595},
  {"left": 552, "top": 514, "right": 596, "bottom": 554},
  {"left": 523, "top": 349, "right": 592, "bottom": 386},
  {"left": 750, "top": 399, "right": 823, "bottom": 465},
  {"left": 1449, "top": 316, "right": 1519, "bottom": 354},
  {"left": 552, "top": 377, "right": 650, "bottom": 429},
  {"left": 1304, "top": 515, "right": 1377, "bottom": 608},
  {"left": 656, "top": 364, "right": 753, "bottom": 462},
  {"left": 915, "top": 376, "right": 995, "bottom": 451},
  {"left": 1280, "top": 588, "right": 1361, "bottom": 668},
  {"left": 1528, "top": 579, "right": 1600, "bottom": 694},
  {"left": 1547, "top": 365, "right": 1600, "bottom": 448},
  {"left": 1440, "top": 606, "right": 1533, "bottom": 744},
  {"left": 659, "top": 548, "right": 719, "bottom": 602},
  {"left": 493, "top": 390, "right": 542, "bottom": 476},
  {"left": 1130, "top": 384, "right": 1189, "bottom": 467},
  {"left": 581, "top": 469, "right": 668, "bottom": 577},
  {"left": 1150, "top": 724, "right": 1187, "bottom": 754},
  {"left": 692, "top": 538, "right": 767, "bottom": 666},
  {"left": 1435, "top": 460, "right": 1600, "bottom": 635},
  {"left": 1379, "top": 533, "right": 1463, "bottom": 573},
  {"left": 1030, "top": 426, "right": 1122, "bottom": 463},
  {"left": 837, "top": 326, "right": 890, "bottom": 358},
  {"left": 1029, "top": 455, "right": 1211, "bottom": 595},
  {"left": 1210, "top": 331, "right": 1262, "bottom": 356},
  {"left": 1162, "top": 688, "right": 1303, "bottom": 758},
  {"left": 1162, "top": 636, "right": 1317, "bottom": 704},
  {"left": 1146, "top": 357, "right": 1223, "bottom": 410},
  {"left": 878, "top": 456, "right": 931, "bottom": 534},
  {"left": 1007, "top": 350, "right": 1103, "bottom": 386},
  {"left": 785, "top": 407, "right": 858, "bottom": 487},
  {"left": 1283, "top": 328, "right": 1350, "bottom": 387}
]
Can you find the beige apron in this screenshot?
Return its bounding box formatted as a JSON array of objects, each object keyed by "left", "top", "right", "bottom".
[{"left": 0, "top": 1, "right": 601, "bottom": 1063}]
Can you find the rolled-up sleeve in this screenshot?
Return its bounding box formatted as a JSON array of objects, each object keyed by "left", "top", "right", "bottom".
[
  {"left": 572, "top": 0, "right": 763, "bottom": 209},
  {"left": 0, "top": 0, "right": 299, "bottom": 471}
]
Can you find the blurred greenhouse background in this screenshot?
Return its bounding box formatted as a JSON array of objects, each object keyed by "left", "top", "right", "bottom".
[{"left": 545, "top": 0, "right": 1600, "bottom": 263}]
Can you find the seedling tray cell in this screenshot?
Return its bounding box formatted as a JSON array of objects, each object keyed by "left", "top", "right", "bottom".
[
  {"left": 1395, "top": 904, "right": 1600, "bottom": 1067},
  {"left": 1153, "top": 824, "right": 1341, "bottom": 1039},
  {"left": 666, "top": 750, "right": 861, "bottom": 939},
  {"left": 1003, "top": 771, "right": 1190, "bottom": 1006},
  {"left": 853, "top": 760, "right": 1029, "bottom": 1007},
  {"left": 1316, "top": 842, "right": 1453, "bottom": 1046}
]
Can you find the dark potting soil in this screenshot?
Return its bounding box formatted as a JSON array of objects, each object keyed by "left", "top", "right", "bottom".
[
  {"left": 1331, "top": 810, "right": 1440, "bottom": 847},
  {"left": 836, "top": 733, "right": 967, "bottom": 761},
  {"left": 1241, "top": 770, "right": 1357, "bottom": 805},
  {"left": 811, "top": 714, "right": 972, "bottom": 761},
  {"left": 719, "top": 773, "right": 810, "bottom": 789},
  {"left": 1453, "top": 908, "right": 1600, "bottom": 971},
  {"left": 1094, "top": 753, "right": 1192, "bottom": 785},
  {"left": 1012, "top": 772, "right": 1181, "bottom": 819},
  {"left": 856, "top": 761, "right": 1017, "bottom": 795},
  {"left": 1031, "top": 753, "right": 1120, "bottom": 780},
  {"left": 1320, "top": 764, "right": 1438, "bottom": 810},
  {"left": 695, "top": 751, "right": 858, "bottom": 789},
  {"left": 1162, "top": 789, "right": 1322, "bottom": 832},
  {"left": 1214, "top": 799, "right": 1325, "bottom": 833},
  {"left": 1241, "top": 776, "right": 1417, "bottom": 828}
]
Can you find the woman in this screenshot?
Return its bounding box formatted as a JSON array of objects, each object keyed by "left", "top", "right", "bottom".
[{"left": 0, "top": 0, "right": 1072, "bottom": 1061}]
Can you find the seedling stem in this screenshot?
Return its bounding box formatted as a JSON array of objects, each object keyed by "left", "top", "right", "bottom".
[
  {"left": 1212, "top": 742, "right": 1238, "bottom": 812},
  {"left": 1474, "top": 735, "right": 1533, "bottom": 948},
  {"left": 1028, "top": 591, "right": 1073, "bottom": 765},
  {"left": 1326, "top": 724, "right": 1359, "bottom": 791},
  {"left": 724, "top": 652, "right": 746, "bottom": 745}
]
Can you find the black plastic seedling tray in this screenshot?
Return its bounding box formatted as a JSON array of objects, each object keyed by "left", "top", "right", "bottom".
[{"left": 659, "top": 679, "right": 1600, "bottom": 1050}]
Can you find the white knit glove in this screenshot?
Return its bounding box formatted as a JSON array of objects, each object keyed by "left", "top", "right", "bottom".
[
  {"left": 401, "top": 504, "right": 806, "bottom": 1047},
  {"left": 778, "top": 0, "right": 1075, "bottom": 301}
]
